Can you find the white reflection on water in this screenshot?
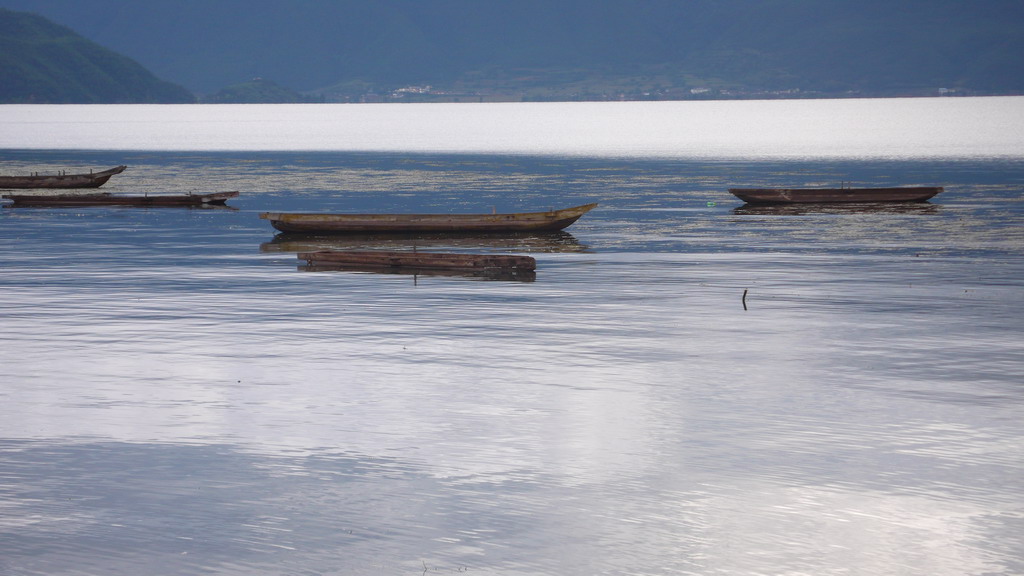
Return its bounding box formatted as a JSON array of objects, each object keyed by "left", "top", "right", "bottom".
[
  {"left": 1, "top": 150, "right": 1023, "bottom": 574},
  {"left": 2, "top": 97, "right": 1024, "bottom": 159}
]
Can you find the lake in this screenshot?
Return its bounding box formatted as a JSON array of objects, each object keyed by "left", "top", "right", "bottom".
[{"left": 1, "top": 98, "right": 1023, "bottom": 575}]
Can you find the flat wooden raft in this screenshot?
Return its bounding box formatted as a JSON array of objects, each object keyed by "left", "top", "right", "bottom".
[
  {"left": 1, "top": 190, "right": 239, "bottom": 206},
  {"left": 298, "top": 250, "right": 536, "bottom": 271}
]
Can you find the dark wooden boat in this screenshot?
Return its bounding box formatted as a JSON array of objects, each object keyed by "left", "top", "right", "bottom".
[
  {"left": 733, "top": 203, "right": 940, "bottom": 216},
  {"left": 301, "top": 263, "right": 536, "bottom": 281},
  {"left": 299, "top": 250, "right": 536, "bottom": 271},
  {"left": 259, "top": 231, "right": 586, "bottom": 254},
  {"left": 2, "top": 190, "right": 239, "bottom": 207},
  {"left": 298, "top": 250, "right": 537, "bottom": 281},
  {"left": 260, "top": 203, "right": 598, "bottom": 234},
  {"left": 0, "top": 165, "right": 127, "bottom": 189},
  {"left": 729, "top": 187, "right": 942, "bottom": 204}
]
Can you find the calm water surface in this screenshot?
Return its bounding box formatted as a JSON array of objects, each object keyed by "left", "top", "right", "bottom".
[{"left": 1, "top": 100, "right": 1023, "bottom": 575}]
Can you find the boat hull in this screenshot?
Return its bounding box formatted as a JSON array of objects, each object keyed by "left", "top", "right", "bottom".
[
  {"left": 260, "top": 203, "right": 598, "bottom": 234},
  {"left": 298, "top": 250, "right": 537, "bottom": 281},
  {"left": 300, "top": 250, "right": 536, "bottom": 271},
  {"left": 0, "top": 166, "right": 127, "bottom": 189},
  {"left": 729, "top": 187, "right": 942, "bottom": 204},
  {"left": 2, "top": 191, "right": 239, "bottom": 206}
]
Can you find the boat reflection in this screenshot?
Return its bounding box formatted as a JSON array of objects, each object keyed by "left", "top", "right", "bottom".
[
  {"left": 298, "top": 264, "right": 536, "bottom": 282},
  {"left": 732, "top": 202, "right": 941, "bottom": 216},
  {"left": 260, "top": 231, "right": 587, "bottom": 253}
]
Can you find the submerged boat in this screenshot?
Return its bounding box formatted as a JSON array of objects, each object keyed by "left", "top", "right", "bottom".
[
  {"left": 260, "top": 203, "right": 598, "bottom": 234},
  {"left": 298, "top": 250, "right": 537, "bottom": 281},
  {"left": 729, "top": 186, "right": 942, "bottom": 204},
  {"left": 2, "top": 190, "right": 239, "bottom": 207},
  {"left": 299, "top": 250, "right": 536, "bottom": 271},
  {"left": 0, "top": 165, "right": 127, "bottom": 189}
]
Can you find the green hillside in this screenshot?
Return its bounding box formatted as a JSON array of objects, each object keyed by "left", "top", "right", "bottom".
[
  {"left": 203, "top": 78, "right": 321, "bottom": 104},
  {"left": 0, "top": 8, "right": 194, "bottom": 103}
]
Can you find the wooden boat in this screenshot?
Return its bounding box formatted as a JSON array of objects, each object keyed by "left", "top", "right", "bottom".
[
  {"left": 301, "top": 263, "right": 536, "bottom": 281},
  {"left": 260, "top": 203, "right": 598, "bottom": 234},
  {"left": 259, "top": 231, "right": 586, "bottom": 254},
  {"left": 0, "top": 165, "right": 127, "bottom": 189},
  {"left": 298, "top": 250, "right": 537, "bottom": 281},
  {"left": 2, "top": 190, "right": 238, "bottom": 207},
  {"left": 729, "top": 186, "right": 942, "bottom": 204},
  {"left": 299, "top": 250, "right": 536, "bottom": 271},
  {"left": 733, "top": 203, "right": 940, "bottom": 216}
]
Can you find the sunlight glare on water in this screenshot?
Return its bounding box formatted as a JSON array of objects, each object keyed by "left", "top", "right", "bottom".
[{"left": 1, "top": 96, "right": 1023, "bottom": 159}]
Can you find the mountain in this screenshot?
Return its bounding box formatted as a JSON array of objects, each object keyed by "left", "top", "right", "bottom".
[
  {"left": 203, "top": 78, "right": 322, "bottom": 104},
  {"left": 1, "top": 1, "right": 1022, "bottom": 102},
  {"left": 0, "top": 8, "right": 194, "bottom": 103}
]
